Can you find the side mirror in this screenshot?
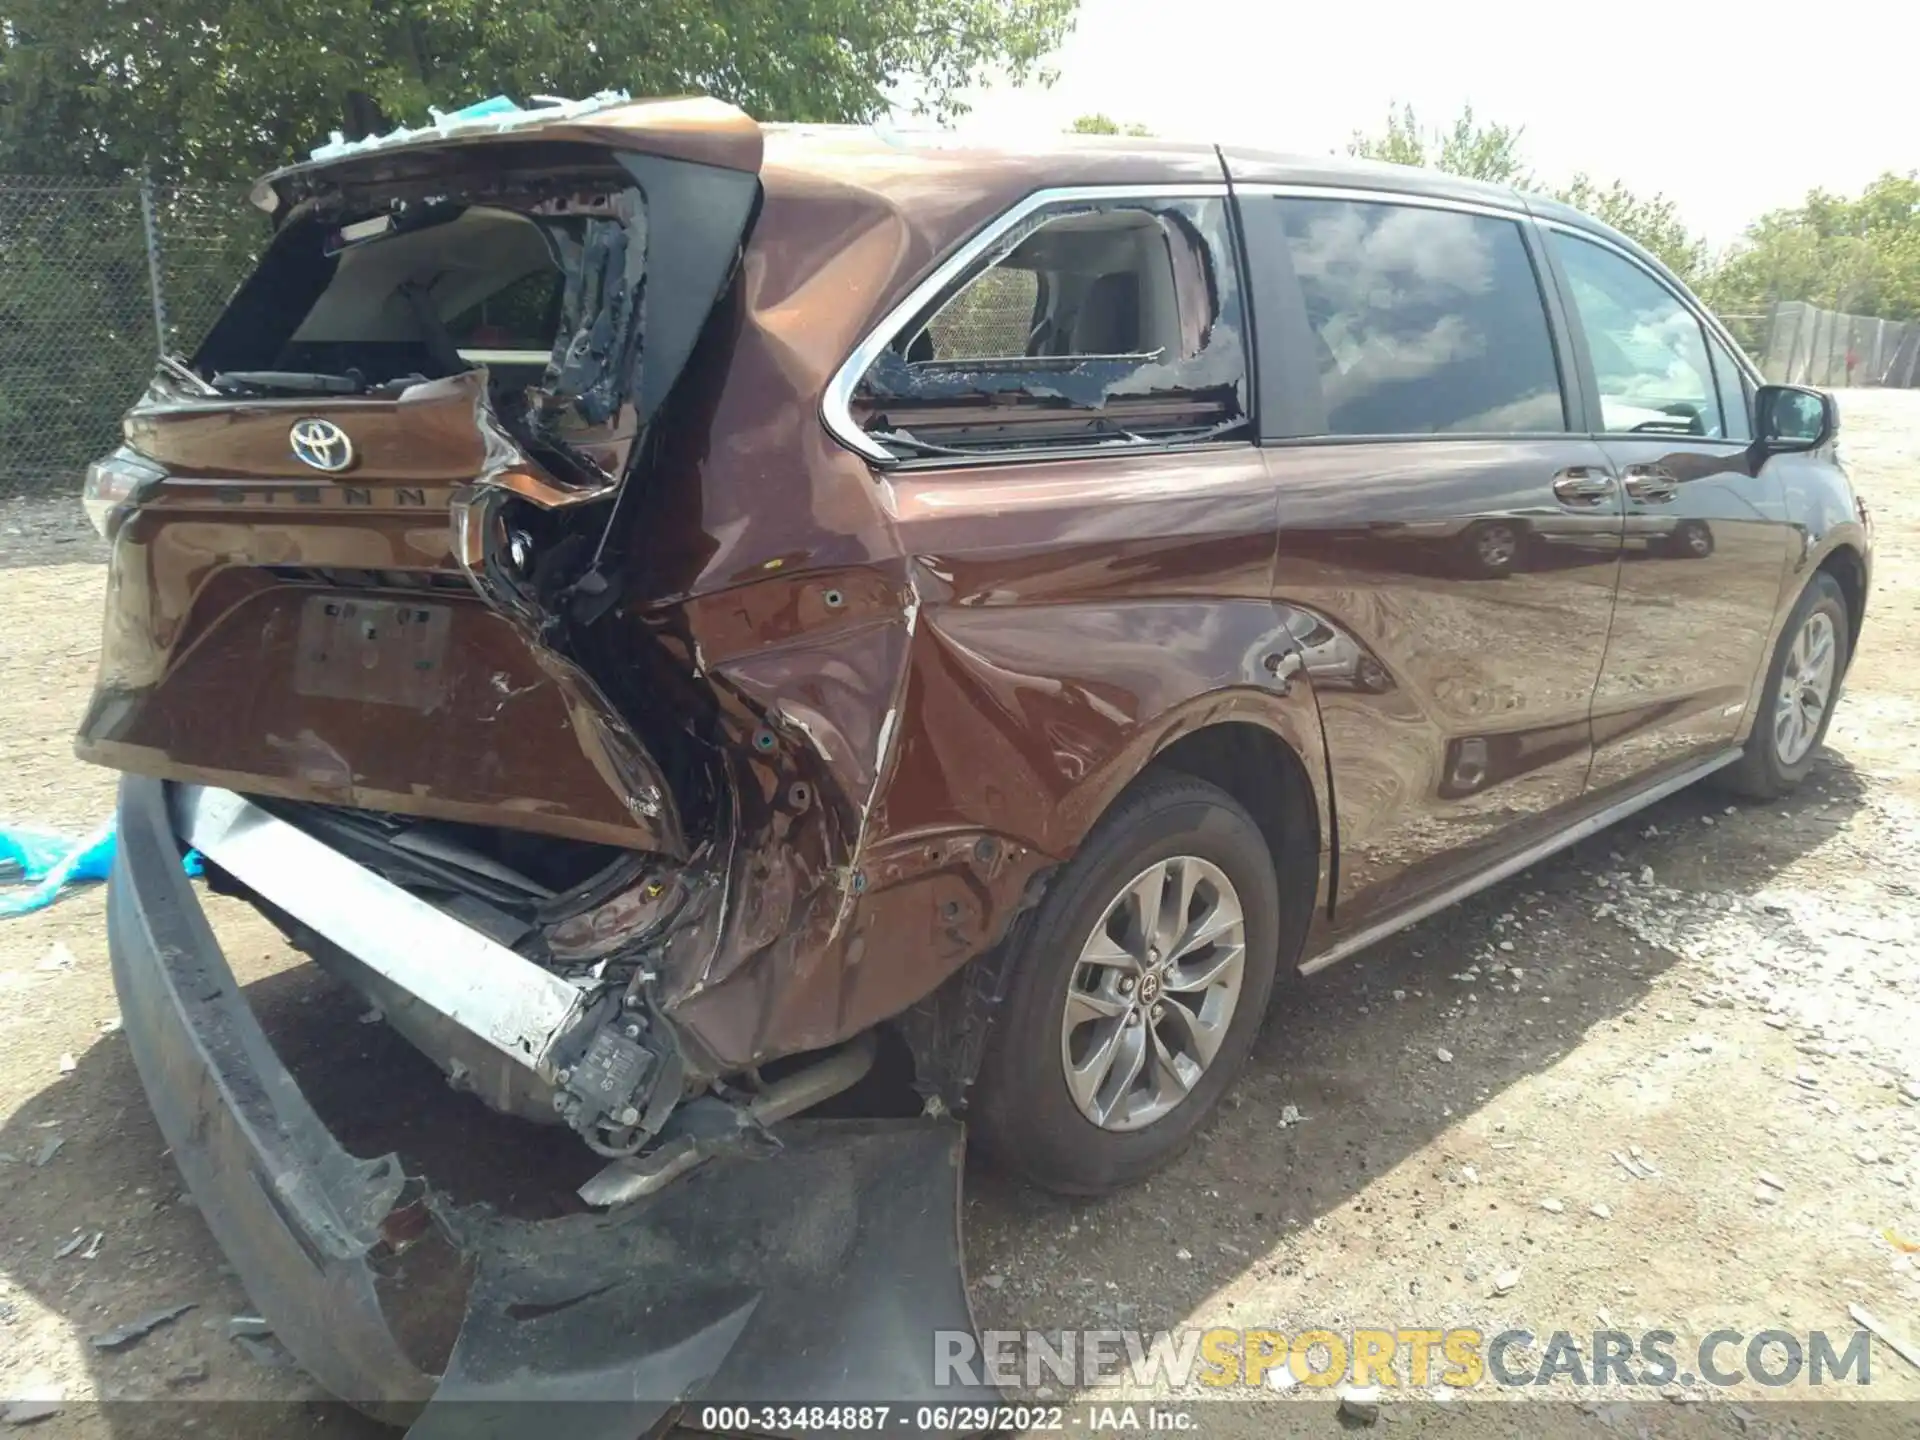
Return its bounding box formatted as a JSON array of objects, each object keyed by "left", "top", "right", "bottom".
[{"left": 1755, "top": 384, "right": 1836, "bottom": 453}]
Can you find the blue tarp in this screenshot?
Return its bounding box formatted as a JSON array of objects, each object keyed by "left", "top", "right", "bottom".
[{"left": 0, "top": 820, "right": 200, "bottom": 917}]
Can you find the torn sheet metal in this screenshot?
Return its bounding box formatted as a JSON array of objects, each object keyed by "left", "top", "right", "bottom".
[{"left": 80, "top": 371, "right": 688, "bottom": 857}]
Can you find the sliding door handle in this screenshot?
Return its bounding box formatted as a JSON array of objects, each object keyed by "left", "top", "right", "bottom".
[
  {"left": 1552, "top": 468, "right": 1616, "bottom": 506},
  {"left": 1622, "top": 466, "right": 1680, "bottom": 503}
]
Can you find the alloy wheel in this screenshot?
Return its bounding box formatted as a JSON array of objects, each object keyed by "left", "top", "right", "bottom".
[
  {"left": 1476, "top": 525, "right": 1518, "bottom": 569},
  {"left": 1058, "top": 855, "right": 1246, "bottom": 1131},
  {"left": 1773, "top": 610, "right": 1836, "bottom": 766}
]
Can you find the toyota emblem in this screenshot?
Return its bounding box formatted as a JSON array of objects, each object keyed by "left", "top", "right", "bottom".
[{"left": 288, "top": 418, "right": 354, "bottom": 473}]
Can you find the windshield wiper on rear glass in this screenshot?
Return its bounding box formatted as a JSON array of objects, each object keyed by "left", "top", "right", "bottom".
[
  {"left": 208, "top": 369, "right": 369, "bottom": 396},
  {"left": 868, "top": 428, "right": 977, "bottom": 459},
  {"left": 158, "top": 353, "right": 218, "bottom": 396}
]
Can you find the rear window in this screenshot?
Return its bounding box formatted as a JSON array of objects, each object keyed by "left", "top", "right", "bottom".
[
  {"left": 281, "top": 207, "right": 565, "bottom": 380},
  {"left": 851, "top": 196, "right": 1250, "bottom": 459},
  {"left": 190, "top": 190, "right": 650, "bottom": 454}
]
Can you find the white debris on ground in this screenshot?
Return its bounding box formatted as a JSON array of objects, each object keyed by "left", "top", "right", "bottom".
[{"left": 1594, "top": 792, "right": 1920, "bottom": 1096}]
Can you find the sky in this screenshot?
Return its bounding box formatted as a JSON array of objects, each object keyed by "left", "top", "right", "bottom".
[{"left": 932, "top": 0, "right": 1918, "bottom": 249}]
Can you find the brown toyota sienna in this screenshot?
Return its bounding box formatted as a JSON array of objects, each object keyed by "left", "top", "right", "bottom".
[{"left": 79, "top": 94, "right": 1871, "bottom": 1410}]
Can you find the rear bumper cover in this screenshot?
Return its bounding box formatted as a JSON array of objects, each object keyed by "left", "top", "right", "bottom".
[
  {"left": 108, "top": 774, "right": 993, "bottom": 1429},
  {"left": 109, "top": 774, "right": 442, "bottom": 1415}
]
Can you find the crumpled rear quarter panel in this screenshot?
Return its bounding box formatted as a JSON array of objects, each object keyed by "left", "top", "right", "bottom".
[{"left": 637, "top": 446, "right": 1331, "bottom": 1071}]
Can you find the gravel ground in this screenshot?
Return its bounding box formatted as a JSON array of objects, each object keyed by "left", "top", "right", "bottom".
[
  {"left": 0, "top": 496, "right": 105, "bottom": 571},
  {"left": 1, "top": 391, "right": 1917, "bottom": 1436}
]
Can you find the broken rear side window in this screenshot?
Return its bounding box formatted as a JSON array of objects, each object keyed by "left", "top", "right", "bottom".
[{"left": 853, "top": 197, "right": 1250, "bottom": 460}]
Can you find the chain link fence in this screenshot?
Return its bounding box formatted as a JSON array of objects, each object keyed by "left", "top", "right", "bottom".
[
  {"left": 925, "top": 268, "right": 1040, "bottom": 359},
  {"left": 0, "top": 177, "right": 260, "bottom": 498}
]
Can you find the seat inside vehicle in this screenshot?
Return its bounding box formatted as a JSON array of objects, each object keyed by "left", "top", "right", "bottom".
[
  {"left": 915, "top": 208, "right": 1182, "bottom": 364},
  {"left": 273, "top": 207, "right": 562, "bottom": 389}
]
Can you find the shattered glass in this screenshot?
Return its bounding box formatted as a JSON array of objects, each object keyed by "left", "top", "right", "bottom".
[
  {"left": 855, "top": 197, "right": 1250, "bottom": 457},
  {"left": 533, "top": 191, "right": 649, "bottom": 434}
]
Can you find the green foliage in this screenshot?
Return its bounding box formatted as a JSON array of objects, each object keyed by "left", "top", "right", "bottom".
[
  {"left": 1349, "top": 105, "right": 1705, "bottom": 287},
  {"left": 0, "top": 186, "right": 154, "bottom": 482},
  {"left": 1348, "top": 104, "right": 1530, "bottom": 188},
  {"left": 0, "top": 181, "right": 261, "bottom": 489},
  {"left": 1707, "top": 173, "right": 1920, "bottom": 322},
  {"left": 0, "top": 0, "right": 1079, "bottom": 184},
  {"left": 1555, "top": 174, "right": 1707, "bottom": 286},
  {"left": 1069, "top": 113, "right": 1151, "bottom": 136},
  {"left": 1348, "top": 105, "right": 1920, "bottom": 322}
]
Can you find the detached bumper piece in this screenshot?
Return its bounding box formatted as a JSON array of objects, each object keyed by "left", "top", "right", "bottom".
[{"left": 108, "top": 777, "right": 997, "bottom": 1434}]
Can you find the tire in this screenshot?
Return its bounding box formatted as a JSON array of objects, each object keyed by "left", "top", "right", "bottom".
[
  {"left": 1718, "top": 571, "right": 1849, "bottom": 800},
  {"left": 970, "top": 773, "right": 1282, "bottom": 1195},
  {"left": 1461, "top": 520, "right": 1522, "bottom": 578},
  {"left": 1661, "top": 519, "right": 1715, "bottom": 560}
]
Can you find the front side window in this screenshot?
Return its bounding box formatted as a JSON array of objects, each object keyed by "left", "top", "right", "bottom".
[
  {"left": 1548, "top": 231, "right": 1724, "bottom": 438},
  {"left": 851, "top": 197, "right": 1249, "bottom": 458},
  {"left": 1270, "top": 198, "right": 1566, "bottom": 437}
]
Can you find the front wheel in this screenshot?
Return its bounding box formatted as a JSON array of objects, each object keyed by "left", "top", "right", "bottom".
[
  {"left": 1719, "top": 571, "right": 1849, "bottom": 799},
  {"left": 970, "top": 773, "right": 1281, "bottom": 1195}
]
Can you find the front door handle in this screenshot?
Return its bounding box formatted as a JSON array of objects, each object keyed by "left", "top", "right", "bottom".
[
  {"left": 1552, "top": 467, "right": 1616, "bottom": 506},
  {"left": 1622, "top": 466, "right": 1680, "bottom": 503}
]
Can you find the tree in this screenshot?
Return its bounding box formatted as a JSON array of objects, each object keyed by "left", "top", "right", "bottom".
[
  {"left": 1556, "top": 174, "right": 1707, "bottom": 286},
  {"left": 1707, "top": 173, "right": 1920, "bottom": 321},
  {"left": 1348, "top": 103, "right": 1530, "bottom": 187},
  {"left": 1069, "top": 113, "right": 1151, "bottom": 137},
  {"left": 1348, "top": 104, "right": 1706, "bottom": 284},
  {"left": 0, "top": 0, "right": 1079, "bottom": 184}
]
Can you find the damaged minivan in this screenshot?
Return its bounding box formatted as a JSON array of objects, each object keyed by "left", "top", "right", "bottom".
[{"left": 84, "top": 95, "right": 1870, "bottom": 1419}]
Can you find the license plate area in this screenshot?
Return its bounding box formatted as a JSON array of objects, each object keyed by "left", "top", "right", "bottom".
[{"left": 294, "top": 596, "right": 451, "bottom": 709}]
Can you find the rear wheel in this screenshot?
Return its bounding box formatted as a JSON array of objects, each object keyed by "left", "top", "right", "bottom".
[
  {"left": 1719, "top": 571, "right": 1849, "bottom": 800},
  {"left": 1661, "top": 519, "right": 1715, "bottom": 559},
  {"left": 1463, "top": 520, "right": 1522, "bottom": 577},
  {"left": 970, "top": 773, "right": 1280, "bottom": 1195}
]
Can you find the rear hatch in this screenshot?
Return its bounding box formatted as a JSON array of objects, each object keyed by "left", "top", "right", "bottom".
[{"left": 75, "top": 98, "right": 762, "bottom": 858}]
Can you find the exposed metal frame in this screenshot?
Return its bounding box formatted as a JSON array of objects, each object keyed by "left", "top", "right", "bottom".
[
  {"left": 1298, "top": 747, "right": 1743, "bottom": 976},
  {"left": 173, "top": 784, "right": 589, "bottom": 1079},
  {"left": 819, "top": 182, "right": 1233, "bottom": 465}
]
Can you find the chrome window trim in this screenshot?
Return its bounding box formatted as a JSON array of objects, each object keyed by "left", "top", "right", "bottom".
[
  {"left": 1233, "top": 181, "right": 1530, "bottom": 224},
  {"left": 1537, "top": 217, "right": 1763, "bottom": 389},
  {"left": 820, "top": 182, "right": 1233, "bottom": 466}
]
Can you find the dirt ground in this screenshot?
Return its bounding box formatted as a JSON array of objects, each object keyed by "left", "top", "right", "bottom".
[{"left": 2, "top": 392, "right": 1917, "bottom": 1436}]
